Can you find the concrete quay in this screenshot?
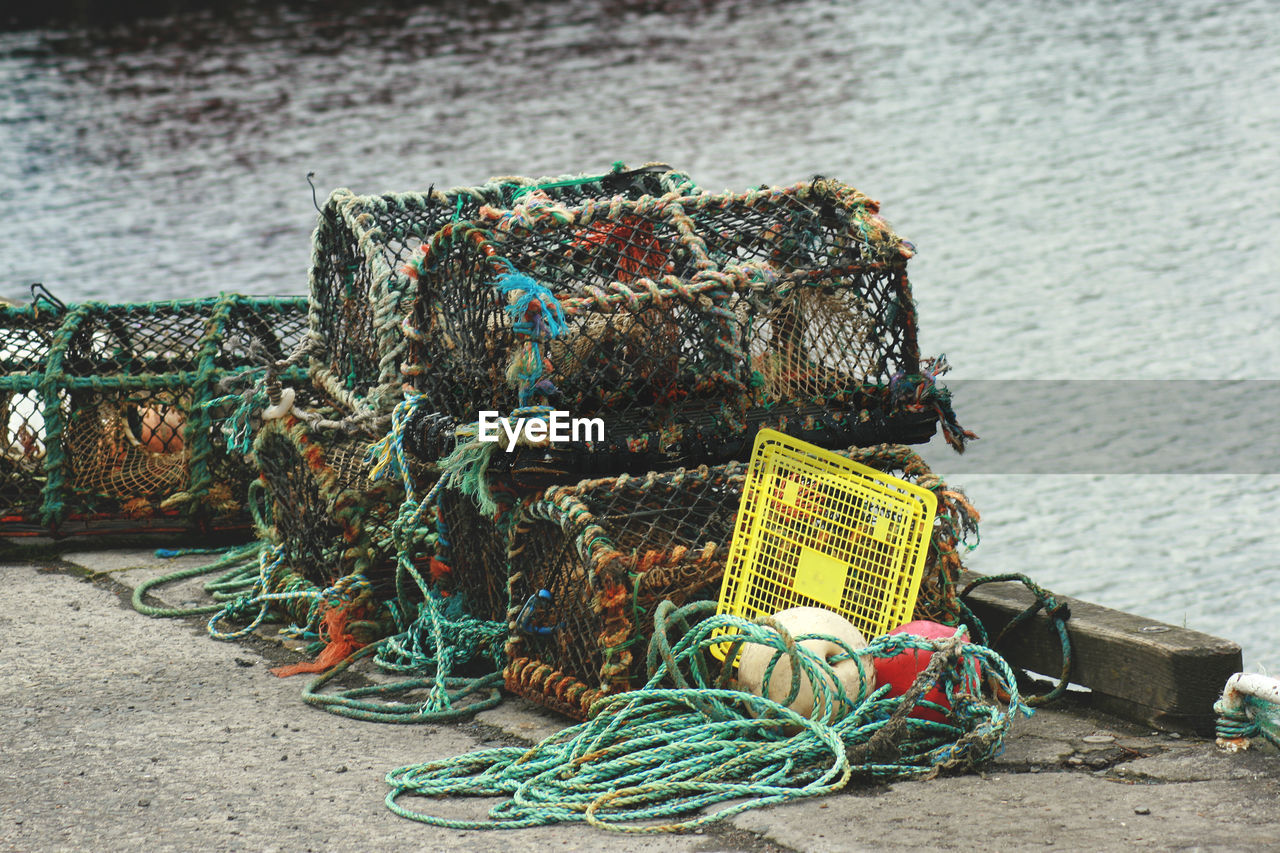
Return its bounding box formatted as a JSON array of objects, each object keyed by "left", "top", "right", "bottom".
[{"left": 1, "top": 544, "right": 1277, "bottom": 852}]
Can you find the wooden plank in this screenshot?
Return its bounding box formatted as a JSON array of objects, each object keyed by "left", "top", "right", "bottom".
[{"left": 959, "top": 573, "right": 1242, "bottom": 735}]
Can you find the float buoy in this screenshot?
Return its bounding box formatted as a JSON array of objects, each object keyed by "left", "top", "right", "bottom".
[
  {"left": 737, "top": 606, "right": 874, "bottom": 720},
  {"left": 137, "top": 406, "right": 185, "bottom": 454},
  {"left": 871, "top": 619, "right": 980, "bottom": 724}
]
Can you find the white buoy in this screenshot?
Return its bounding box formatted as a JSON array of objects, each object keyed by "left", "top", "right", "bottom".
[
  {"left": 262, "top": 387, "right": 296, "bottom": 421},
  {"left": 737, "top": 606, "right": 874, "bottom": 720},
  {"left": 1216, "top": 672, "right": 1280, "bottom": 752}
]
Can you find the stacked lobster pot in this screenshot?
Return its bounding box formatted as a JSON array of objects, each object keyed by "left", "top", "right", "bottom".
[
  {"left": 0, "top": 292, "right": 308, "bottom": 537},
  {"left": 254, "top": 164, "right": 699, "bottom": 602},
  {"left": 386, "top": 172, "right": 976, "bottom": 717}
]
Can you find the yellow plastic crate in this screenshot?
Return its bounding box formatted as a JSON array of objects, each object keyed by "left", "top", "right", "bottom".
[{"left": 714, "top": 430, "right": 937, "bottom": 657}]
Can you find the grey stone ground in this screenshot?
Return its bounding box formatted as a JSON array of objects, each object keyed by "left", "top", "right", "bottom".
[{"left": 1, "top": 545, "right": 1277, "bottom": 852}]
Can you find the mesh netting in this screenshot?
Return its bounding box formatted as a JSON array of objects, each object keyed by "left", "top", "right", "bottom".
[
  {"left": 431, "top": 485, "right": 519, "bottom": 624},
  {"left": 306, "top": 163, "right": 697, "bottom": 418},
  {"left": 496, "top": 445, "right": 977, "bottom": 720},
  {"left": 402, "top": 178, "right": 964, "bottom": 477},
  {"left": 502, "top": 463, "right": 745, "bottom": 719},
  {"left": 252, "top": 413, "right": 424, "bottom": 599},
  {"left": 1, "top": 294, "right": 308, "bottom": 534}
]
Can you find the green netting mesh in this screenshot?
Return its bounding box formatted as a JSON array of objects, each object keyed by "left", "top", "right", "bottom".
[{"left": 0, "top": 293, "right": 307, "bottom": 534}]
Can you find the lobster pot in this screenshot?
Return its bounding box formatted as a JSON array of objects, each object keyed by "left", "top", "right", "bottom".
[
  {"left": 307, "top": 164, "right": 696, "bottom": 419},
  {"left": 252, "top": 413, "right": 424, "bottom": 598},
  {"left": 404, "top": 178, "right": 950, "bottom": 479},
  {"left": 499, "top": 445, "right": 979, "bottom": 720},
  {"left": 0, "top": 301, "right": 62, "bottom": 528},
  {"left": 688, "top": 183, "right": 918, "bottom": 409},
  {"left": 502, "top": 464, "right": 745, "bottom": 720},
  {"left": 1, "top": 295, "right": 308, "bottom": 535}
]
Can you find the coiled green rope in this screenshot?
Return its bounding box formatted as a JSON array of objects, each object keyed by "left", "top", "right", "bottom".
[
  {"left": 130, "top": 542, "right": 265, "bottom": 618},
  {"left": 297, "top": 396, "right": 508, "bottom": 722},
  {"left": 299, "top": 564, "right": 507, "bottom": 723},
  {"left": 206, "top": 542, "right": 324, "bottom": 640},
  {"left": 384, "top": 600, "right": 1028, "bottom": 833}
]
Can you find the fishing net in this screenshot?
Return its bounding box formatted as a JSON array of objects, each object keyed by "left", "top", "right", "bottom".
[
  {"left": 503, "top": 463, "right": 742, "bottom": 719},
  {"left": 307, "top": 163, "right": 697, "bottom": 420},
  {"left": 430, "top": 483, "right": 521, "bottom": 625},
  {"left": 498, "top": 445, "right": 977, "bottom": 720},
  {"left": 399, "top": 178, "right": 967, "bottom": 479},
  {"left": 0, "top": 293, "right": 308, "bottom": 535},
  {"left": 251, "top": 412, "right": 432, "bottom": 601}
]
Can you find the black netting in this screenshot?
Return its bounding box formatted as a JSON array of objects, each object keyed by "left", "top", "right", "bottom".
[
  {"left": 401, "top": 178, "right": 953, "bottom": 479},
  {"left": 496, "top": 446, "right": 978, "bottom": 720},
  {"left": 307, "top": 163, "right": 696, "bottom": 416},
  {"left": 432, "top": 488, "right": 515, "bottom": 624},
  {"left": 502, "top": 464, "right": 743, "bottom": 718},
  {"left": 253, "top": 415, "right": 409, "bottom": 598}
]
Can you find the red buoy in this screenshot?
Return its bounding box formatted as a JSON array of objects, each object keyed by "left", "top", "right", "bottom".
[{"left": 871, "top": 620, "right": 980, "bottom": 724}]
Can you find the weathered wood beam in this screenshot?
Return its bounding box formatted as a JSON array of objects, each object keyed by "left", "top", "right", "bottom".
[{"left": 959, "top": 573, "right": 1243, "bottom": 735}]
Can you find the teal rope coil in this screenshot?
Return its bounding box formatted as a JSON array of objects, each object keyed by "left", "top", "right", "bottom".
[
  {"left": 298, "top": 396, "right": 507, "bottom": 723},
  {"left": 1214, "top": 675, "right": 1280, "bottom": 750},
  {"left": 384, "top": 600, "right": 1028, "bottom": 833},
  {"left": 300, "top": 571, "right": 507, "bottom": 723},
  {"left": 131, "top": 542, "right": 264, "bottom": 618},
  {"left": 207, "top": 543, "right": 323, "bottom": 640}
]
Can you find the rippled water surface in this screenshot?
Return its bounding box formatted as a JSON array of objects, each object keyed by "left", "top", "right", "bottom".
[{"left": 3, "top": 0, "right": 1278, "bottom": 669}]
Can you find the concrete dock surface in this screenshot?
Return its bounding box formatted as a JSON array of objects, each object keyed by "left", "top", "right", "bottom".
[{"left": 1, "top": 545, "right": 1277, "bottom": 853}]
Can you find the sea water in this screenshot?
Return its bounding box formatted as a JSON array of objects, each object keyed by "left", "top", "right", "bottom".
[{"left": 2, "top": 0, "right": 1276, "bottom": 670}]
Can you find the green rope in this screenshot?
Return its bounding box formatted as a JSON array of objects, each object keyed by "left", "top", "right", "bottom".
[
  {"left": 384, "top": 600, "right": 1027, "bottom": 832},
  {"left": 302, "top": 638, "right": 504, "bottom": 724},
  {"left": 960, "top": 573, "right": 1072, "bottom": 707},
  {"left": 300, "top": 571, "right": 507, "bottom": 722},
  {"left": 300, "top": 396, "right": 507, "bottom": 722},
  {"left": 1214, "top": 679, "right": 1280, "bottom": 749},
  {"left": 206, "top": 542, "right": 324, "bottom": 641},
  {"left": 130, "top": 541, "right": 263, "bottom": 618},
  {"left": 1215, "top": 710, "right": 1264, "bottom": 743},
  {"left": 508, "top": 161, "right": 627, "bottom": 203}
]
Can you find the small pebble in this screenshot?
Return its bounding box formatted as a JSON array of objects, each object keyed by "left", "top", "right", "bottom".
[
  {"left": 1083, "top": 734, "right": 1115, "bottom": 744},
  {"left": 137, "top": 799, "right": 149, "bottom": 807},
  {"left": 1135, "top": 807, "right": 1151, "bottom": 815},
  {"left": 335, "top": 765, "right": 348, "bottom": 774}
]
